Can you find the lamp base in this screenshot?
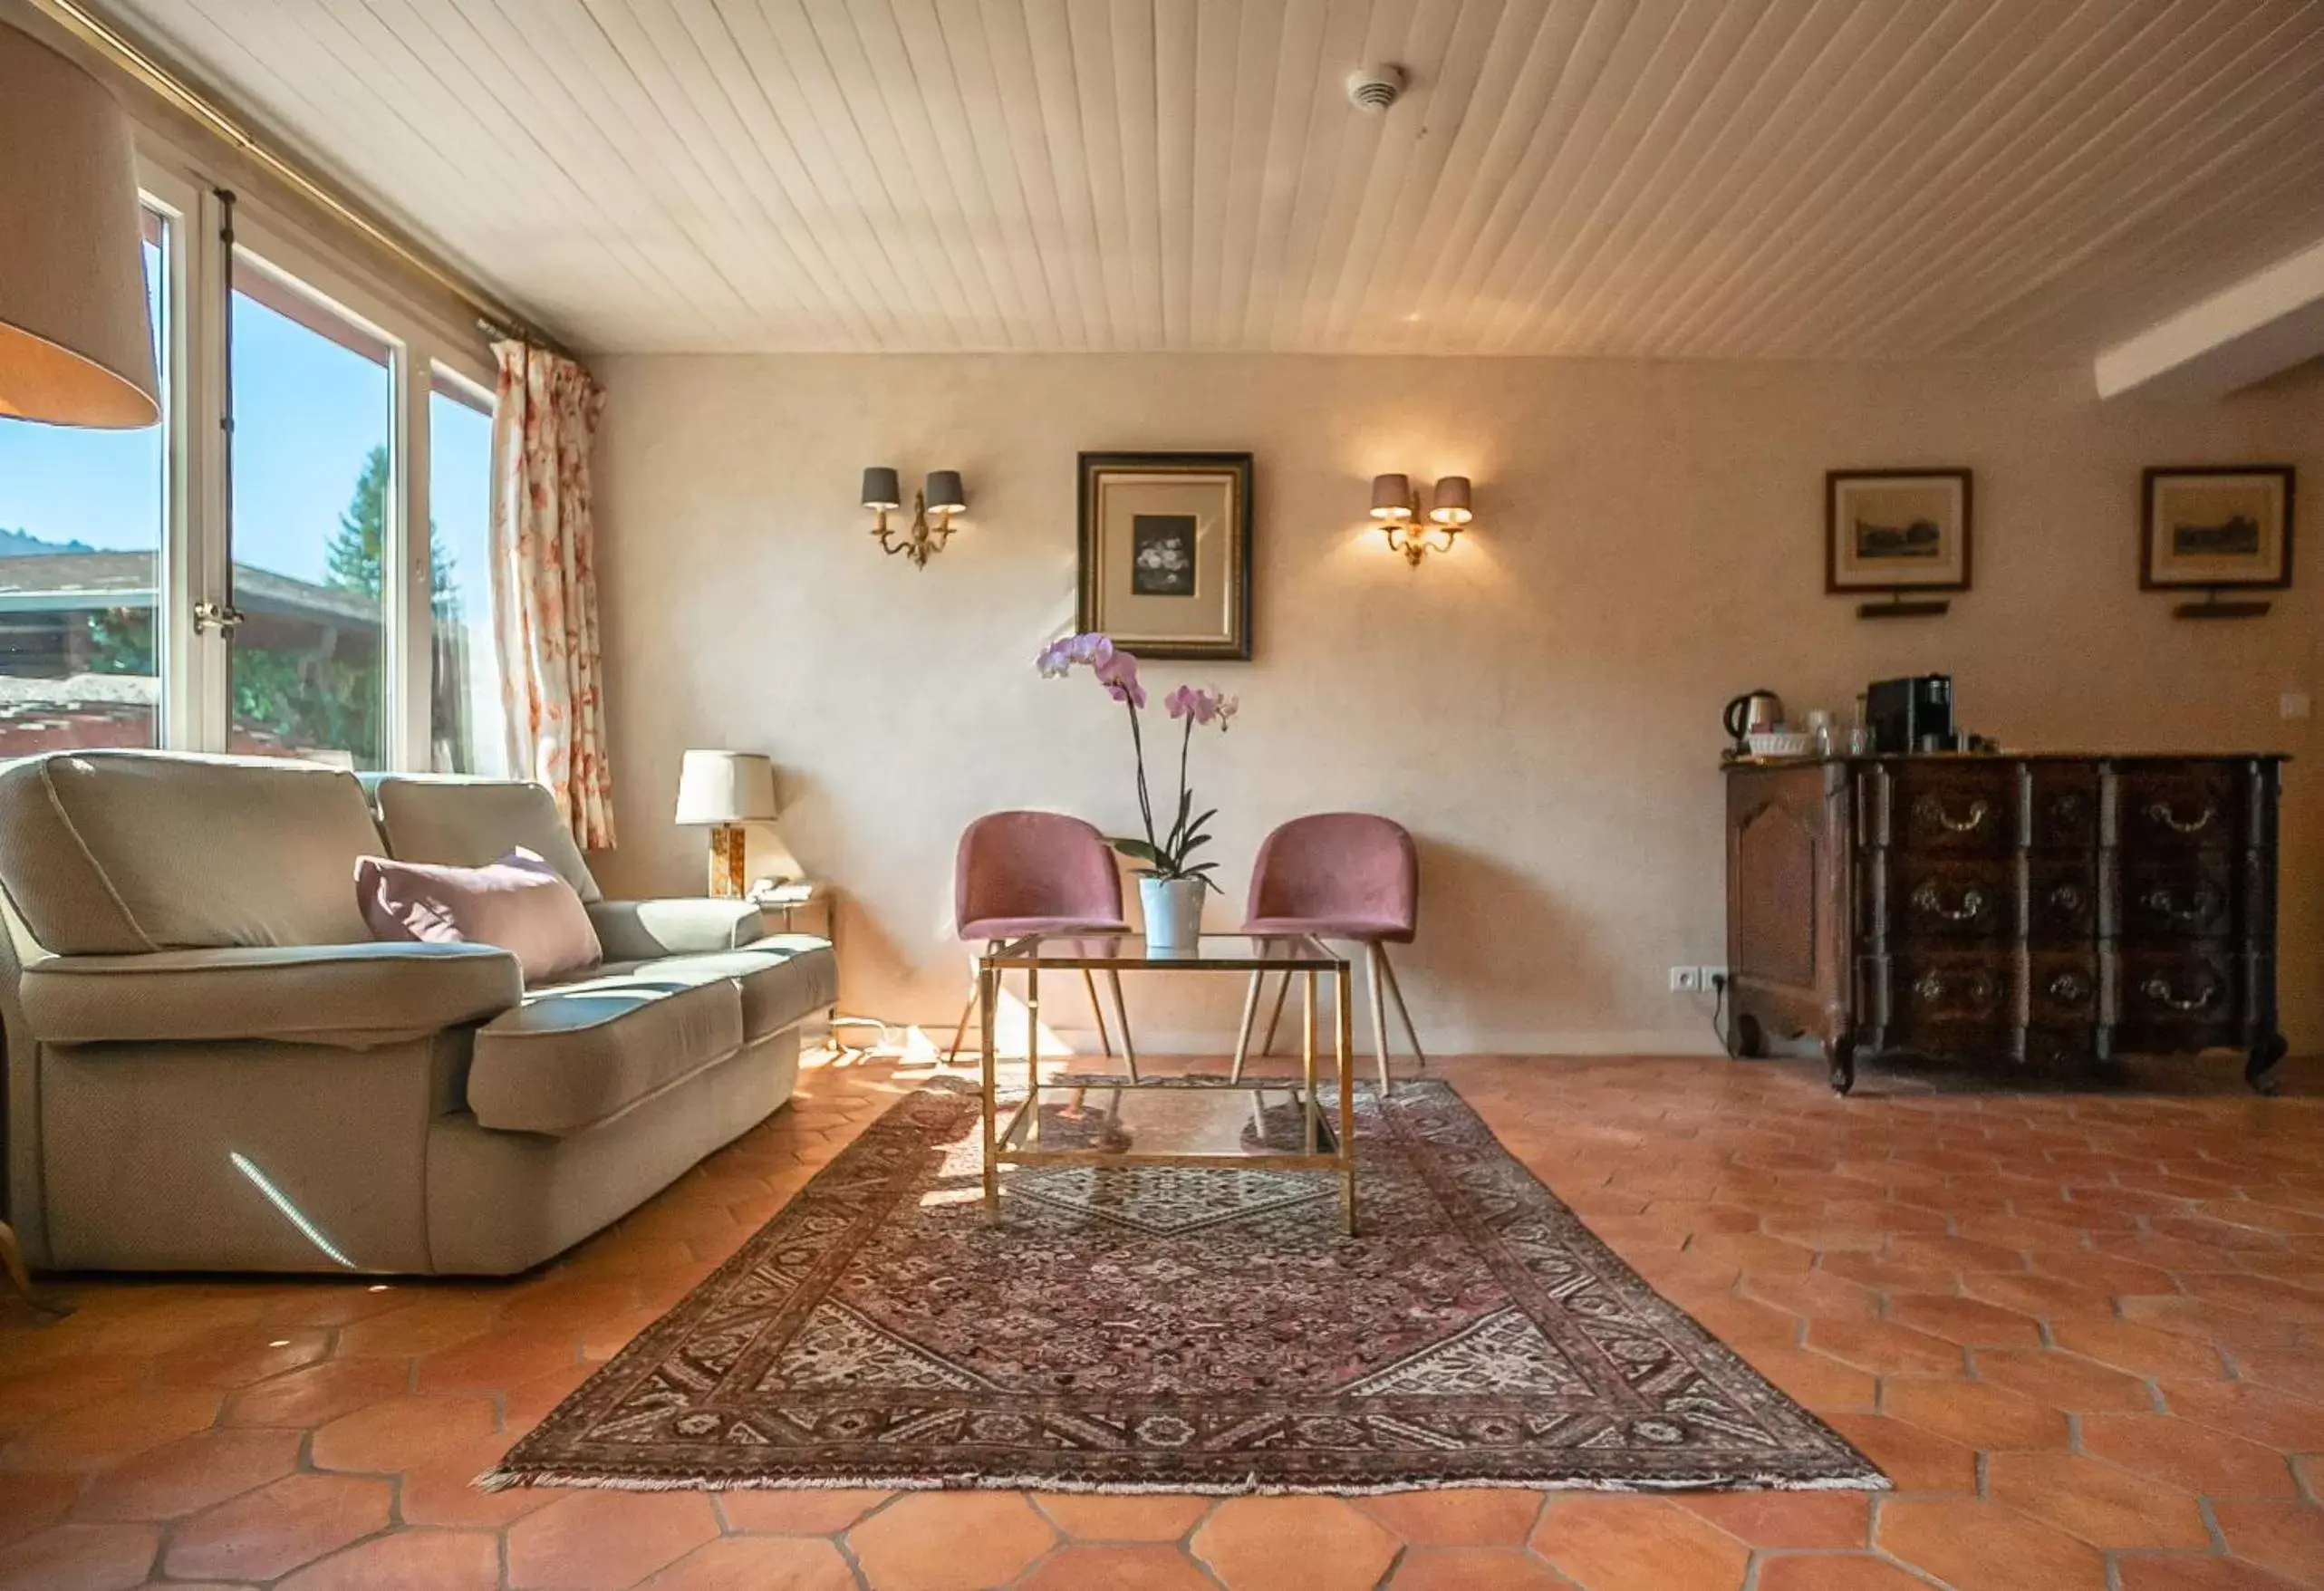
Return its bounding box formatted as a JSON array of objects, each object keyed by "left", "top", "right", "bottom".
[{"left": 708, "top": 825, "right": 747, "bottom": 899}]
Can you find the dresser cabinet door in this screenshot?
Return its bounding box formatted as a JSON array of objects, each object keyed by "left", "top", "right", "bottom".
[{"left": 1880, "top": 763, "right": 2016, "bottom": 855}]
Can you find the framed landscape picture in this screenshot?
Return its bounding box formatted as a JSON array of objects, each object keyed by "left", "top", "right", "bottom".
[
  {"left": 1826, "top": 468, "right": 1973, "bottom": 593},
  {"left": 2141, "top": 466, "right": 2295, "bottom": 590},
  {"left": 1076, "top": 452, "right": 1253, "bottom": 661}
]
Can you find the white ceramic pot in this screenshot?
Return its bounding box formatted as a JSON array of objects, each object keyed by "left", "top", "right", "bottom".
[{"left": 1139, "top": 875, "right": 1207, "bottom": 950}]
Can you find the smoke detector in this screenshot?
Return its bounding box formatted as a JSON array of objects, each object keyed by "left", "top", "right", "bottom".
[{"left": 1347, "top": 64, "right": 1405, "bottom": 113}]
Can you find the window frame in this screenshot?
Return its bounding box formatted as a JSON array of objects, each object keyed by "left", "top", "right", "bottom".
[{"left": 127, "top": 131, "right": 499, "bottom": 770}]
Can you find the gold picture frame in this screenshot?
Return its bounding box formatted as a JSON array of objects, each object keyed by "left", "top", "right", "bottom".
[{"left": 1076, "top": 452, "right": 1253, "bottom": 661}]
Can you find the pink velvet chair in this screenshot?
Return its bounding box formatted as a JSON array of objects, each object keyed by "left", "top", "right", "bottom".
[
  {"left": 1230, "top": 813, "right": 1421, "bottom": 1094},
  {"left": 948, "top": 811, "right": 1137, "bottom": 1076}
]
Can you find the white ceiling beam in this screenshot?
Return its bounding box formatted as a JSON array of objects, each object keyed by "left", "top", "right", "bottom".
[{"left": 2094, "top": 235, "right": 2324, "bottom": 400}]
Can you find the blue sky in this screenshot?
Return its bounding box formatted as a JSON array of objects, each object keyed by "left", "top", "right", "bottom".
[{"left": 0, "top": 239, "right": 492, "bottom": 595}]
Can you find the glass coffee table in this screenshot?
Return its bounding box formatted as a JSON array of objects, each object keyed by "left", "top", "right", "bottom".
[{"left": 976, "top": 934, "right": 1356, "bottom": 1234}]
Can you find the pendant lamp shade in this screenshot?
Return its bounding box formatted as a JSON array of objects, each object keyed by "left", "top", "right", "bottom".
[{"left": 0, "top": 24, "right": 160, "bottom": 429}]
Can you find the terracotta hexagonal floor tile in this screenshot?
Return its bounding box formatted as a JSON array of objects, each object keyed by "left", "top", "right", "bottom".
[
  {"left": 2161, "top": 1377, "right": 2324, "bottom": 1451},
  {"left": 1968, "top": 1348, "right": 2156, "bottom": 1412},
  {"left": 1016, "top": 1544, "right": 1218, "bottom": 1591},
  {"left": 1030, "top": 1493, "right": 1212, "bottom": 1542},
  {"left": 848, "top": 1492, "right": 1059, "bottom": 1591},
  {"left": 1752, "top": 1556, "right": 1932, "bottom": 1591},
  {"left": 219, "top": 1356, "right": 410, "bottom": 1430},
  {"left": 2207, "top": 1499, "right": 2324, "bottom": 1583},
  {"left": 1985, "top": 1451, "right": 2210, "bottom": 1548},
  {"left": 1192, "top": 1497, "right": 1399, "bottom": 1591},
  {"left": 1876, "top": 1498, "right": 2107, "bottom": 1590},
  {"left": 1959, "top": 1270, "right": 2120, "bottom": 1320},
  {"left": 1879, "top": 1375, "right": 2069, "bottom": 1451},
  {"left": 506, "top": 1491, "right": 722, "bottom": 1591},
  {"left": 414, "top": 1326, "right": 581, "bottom": 1394},
  {"left": 72, "top": 1427, "right": 301, "bottom": 1521},
  {"left": 718, "top": 1488, "right": 894, "bottom": 1536},
  {"left": 148, "top": 1326, "right": 331, "bottom": 1390},
  {"left": 1803, "top": 1319, "right": 1962, "bottom": 1377},
  {"left": 1356, "top": 1489, "right": 1545, "bottom": 1546},
  {"left": 308, "top": 1394, "right": 497, "bottom": 1473},
  {"left": 392, "top": 1432, "right": 558, "bottom": 1528},
  {"left": 1739, "top": 1347, "right": 1879, "bottom": 1412},
  {"left": 274, "top": 1528, "right": 501, "bottom": 1590},
  {"left": 0, "top": 1522, "right": 159, "bottom": 1591},
  {"left": 1885, "top": 1294, "right": 2044, "bottom": 1347},
  {"left": 1817, "top": 1415, "right": 1977, "bottom": 1495},
  {"left": 1386, "top": 1546, "right": 1576, "bottom": 1589},
  {"left": 1530, "top": 1498, "right": 1748, "bottom": 1590},
  {"left": 3, "top": 1386, "right": 223, "bottom": 1468},
  {"left": 2080, "top": 1413, "right": 2301, "bottom": 1498},
  {"left": 332, "top": 1297, "right": 502, "bottom": 1358},
  {"left": 0, "top": 1470, "right": 82, "bottom": 1548},
  {"left": 2048, "top": 1318, "right": 2230, "bottom": 1381},
  {"left": 2113, "top": 1555, "right": 2308, "bottom": 1590},
  {"left": 633, "top": 1535, "right": 860, "bottom": 1591},
  {"left": 163, "top": 1473, "right": 392, "bottom": 1583},
  {"left": 1675, "top": 1491, "right": 1870, "bottom": 1548}
]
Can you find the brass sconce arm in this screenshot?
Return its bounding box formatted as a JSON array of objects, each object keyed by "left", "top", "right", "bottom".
[
  {"left": 1370, "top": 474, "right": 1473, "bottom": 565},
  {"left": 862, "top": 467, "right": 966, "bottom": 569}
]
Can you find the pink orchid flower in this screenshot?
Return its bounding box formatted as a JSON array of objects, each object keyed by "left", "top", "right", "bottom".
[
  {"left": 1094, "top": 649, "right": 1147, "bottom": 709},
  {"left": 1034, "top": 632, "right": 1114, "bottom": 678},
  {"left": 1165, "top": 685, "right": 1237, "bottom": 728}
]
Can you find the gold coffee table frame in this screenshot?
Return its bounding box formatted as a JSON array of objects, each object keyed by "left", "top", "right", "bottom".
[{"left": 978, "top": 933, "right": 1356, "bottom": 1235}]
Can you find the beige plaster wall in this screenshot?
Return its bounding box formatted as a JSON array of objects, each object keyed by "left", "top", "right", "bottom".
[{"left": 591, "top": 353, "right": 2322, "bottom": 1056}]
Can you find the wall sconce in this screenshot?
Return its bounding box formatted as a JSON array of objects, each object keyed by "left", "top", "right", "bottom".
[
  {"left": 861, "top": 467, "right": 967, "bottom": 568},
  {"left": 1371, "top": 474, "right": 1473, "bottom": 565}
]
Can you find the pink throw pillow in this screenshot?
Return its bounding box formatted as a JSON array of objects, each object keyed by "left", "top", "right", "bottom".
[{"left": 355, "top": 848, "right": 602, "bottom": 985}]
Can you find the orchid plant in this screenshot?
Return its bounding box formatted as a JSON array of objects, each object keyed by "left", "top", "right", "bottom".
[{"left": 1035, "top": 632, "right": 1237, "bottom": 892}]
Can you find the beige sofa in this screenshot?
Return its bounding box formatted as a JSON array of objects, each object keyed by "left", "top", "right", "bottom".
[{"left": 0, "top": 751, "right": 834, "bottom": 1277}]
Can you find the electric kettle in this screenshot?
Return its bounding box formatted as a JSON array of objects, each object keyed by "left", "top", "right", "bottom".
[{"left": 1722, "top": 689, "right": 1784, "bottom": 753}]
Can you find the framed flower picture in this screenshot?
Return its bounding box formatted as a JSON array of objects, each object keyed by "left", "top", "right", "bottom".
[
  {"left": 2141, "top": 466, "right": 2295, "bottom": 590},
  {"left": 1826, "top": 469, "right": 1973, "bottom": 594},
  {"left": 1076, "top": 452, "right": 1253, "bottom": 661}
]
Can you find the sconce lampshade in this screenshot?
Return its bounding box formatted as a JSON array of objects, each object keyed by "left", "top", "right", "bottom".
[
  {"left": 674, "top": 750, "right": 778, "bottom": 826},
  {"left": 1369, "top": 474, "right": 1413, "bottom": 519},
  {"left": 860, "top": 467, "right": 902, "bottom": 510},
  {"left": 1429, "top": 476, "right": 1473, "bottom": 525},
  {"left": 0, "top": 24, "right": 159, "bottom": 429},
  {"left": 924, "top": 470, "right": 966, "bottom": 514}
]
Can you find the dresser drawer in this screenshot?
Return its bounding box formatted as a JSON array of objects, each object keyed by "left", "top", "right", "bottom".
[
  {"left": 2117, "top": 945, "right": 2242, "bottom": 1050},
  {"left": 1863, "top": 951, "right": 2017, "bottom": 1053},
  {"left": 1871, "top": 855, "right": 2012, "bottom": 941},
  {"left": 2117, "top": 763, "right": 2243, "bottom": 852},
  {"left": 2027, "top": 765, "right": 2099, "bottom": 852},
  {"left": 1877, "top": 762, "right": 2017, "bottom": 855},
  {"left": 2027, "top": 950, "right": 2105, "bottom": 1027},
  {"left": 2122, "top": 854, "right": 2234, "bottom": 940},
  {"left": 2026, "top": 858, "right": 2098, "bottom": 944}
]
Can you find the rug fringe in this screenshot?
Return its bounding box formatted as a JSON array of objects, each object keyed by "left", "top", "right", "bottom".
[{"left": 474, "top": 1466, "right": 1888, "bottom": 1498}]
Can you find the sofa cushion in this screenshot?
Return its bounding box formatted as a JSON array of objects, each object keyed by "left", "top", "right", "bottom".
[
  {"left": 0, "top": 751, "right": 384, "bottom": 953},
  {"left": 19, "top": 941, "right": 521, "bottom": 1047},
  {"left": 586, "top": 898, "right": 767, "bottom": 959},
  {"left": 468, "top": 974, "right": 742, "bottom": 1135},
  {"left": 358, "top": 850, "right": 603, "bottom": 984},
  {"left": 367, "top": 776, "right": 602, "bottom": 902},
  {"left": 603, "top": 936, "right": 837, "bottom": 1040}
]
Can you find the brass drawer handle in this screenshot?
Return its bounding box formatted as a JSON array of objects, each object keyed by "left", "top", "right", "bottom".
[
  {"left": 1914, "top": 794, "right": 1991, "bottom": 834},
  {"left": 2047, "top": 882, "right": 2087, "bottom": 913},
  {"left": 2141, "top": 886, "right": 2218, "bottom": 925},
  {"left": 2146, "top": 800, "right": 2218, "bottom": 835},
  {"left": 1911, "top": 881, "right": 1988, "bottom": 922},
  {"left": 2047, "top": 970, "right": 2093, "bottom": 1004},
  {"left": 2049, "top": 793, "right": 2085, "bottom": 824},
  {"left": 1914, "top": 969, "right": 2000, "bottom": 1008},
  {"left": 2141, "top": 977, "right": 2219, "bottom": 1013}
]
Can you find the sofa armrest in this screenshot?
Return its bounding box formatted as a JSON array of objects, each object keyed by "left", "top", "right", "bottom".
[
  {"left": 19, "top": 942, "right": 523, "bottom": 1048},
  {"left": 586, "top": 899, "right": 767, "bottom": 959}
]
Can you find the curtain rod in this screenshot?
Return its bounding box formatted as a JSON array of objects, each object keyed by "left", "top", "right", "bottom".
[{"left": 26, "top": 0, "right": 580, "bottom": 363}]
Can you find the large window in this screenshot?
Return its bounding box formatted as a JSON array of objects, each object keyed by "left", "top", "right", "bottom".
[
  {"left": 429, "top": 370, "right": 506, "bottom": 776},
  {"left": 0, "top": 149, "right": 505, "bottom": 773},
  {"left": 0, "top": 207, "right": 169, "bottom": 752},
  {"left": 227, "top": 250, "right": 394, "bottom": 767}
]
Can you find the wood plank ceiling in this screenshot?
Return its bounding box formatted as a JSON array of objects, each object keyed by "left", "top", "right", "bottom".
[{"left": 97, "top": 0, "right": 2324, "bottom": 360}]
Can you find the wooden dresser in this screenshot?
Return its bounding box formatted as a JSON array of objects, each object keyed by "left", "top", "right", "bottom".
[{"left": 1723, "top": 754, "right": 2286, "bottom": 1094}]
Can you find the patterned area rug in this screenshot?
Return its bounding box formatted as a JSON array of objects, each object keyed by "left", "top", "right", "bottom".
[{"left": 484, "top": 1078, "right": 1884, "bottom": 1495}]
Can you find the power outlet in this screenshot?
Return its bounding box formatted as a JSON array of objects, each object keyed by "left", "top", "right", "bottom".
[
  {"left": 1701, "top": 965, "right": 1729, "bottom": 991},
  {"left": 1669, "top": 966, "right": 1704, "bottom": 993}
]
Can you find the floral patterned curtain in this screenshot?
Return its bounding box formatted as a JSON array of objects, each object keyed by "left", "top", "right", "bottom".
[{"left": 489, "top": 341, "right": 615, "bottom": 850}]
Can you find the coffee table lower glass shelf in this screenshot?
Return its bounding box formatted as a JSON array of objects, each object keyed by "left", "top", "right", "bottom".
[{"left": 977, "top": 933, "right": 1356, "bottom": 1234}]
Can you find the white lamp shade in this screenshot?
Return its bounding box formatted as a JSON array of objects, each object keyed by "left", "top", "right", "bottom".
[
  {"left": 0, "top": 24, "right": 160, "bottom": 429},
  {"left": 674, "top": 750, "right": 778, "bottom": 825}
]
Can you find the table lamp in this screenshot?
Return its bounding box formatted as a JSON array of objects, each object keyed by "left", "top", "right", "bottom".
[{"left": 674, "top": 751, "right": 778, "bottom": 899}]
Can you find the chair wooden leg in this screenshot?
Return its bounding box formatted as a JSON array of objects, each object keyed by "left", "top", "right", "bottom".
[
  {"left": 1258, "top": 963, "right": 1293, "bottom": 1056},
  {"left": 1365, "top": 943, "right": 1393, "bottom": 1095},
  {"left": 1106, "top": 970, "right": 1139, "bottom": 1082},
  {"left": 1230, "top": 970, "right": 1266, "bottom": 1084},
  {"left": 1381, "top": 948, "right": 1425, "bottom": 1067},
  {"left": 0, "top": 1220, "right": 68, "bottom": 1317},
  {"left": 1082, "top": 965, "right": 1115, "bottom": 1057}
]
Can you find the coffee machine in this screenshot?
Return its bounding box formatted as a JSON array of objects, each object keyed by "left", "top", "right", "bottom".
[{"left": 1866, "top": 674, "right": 1953, "bottom": 753}]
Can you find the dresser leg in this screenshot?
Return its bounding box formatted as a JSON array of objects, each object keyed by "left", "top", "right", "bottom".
[
  {"left": 0, "top": 1221, "right": 70, "bottom": 1318},
  {"left": 2247, "top": 1033, "right": 2288, "bottom": 1096},
  {"left": 1824, "top": 1036, "right": 1857, "bottom": 1096}
]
